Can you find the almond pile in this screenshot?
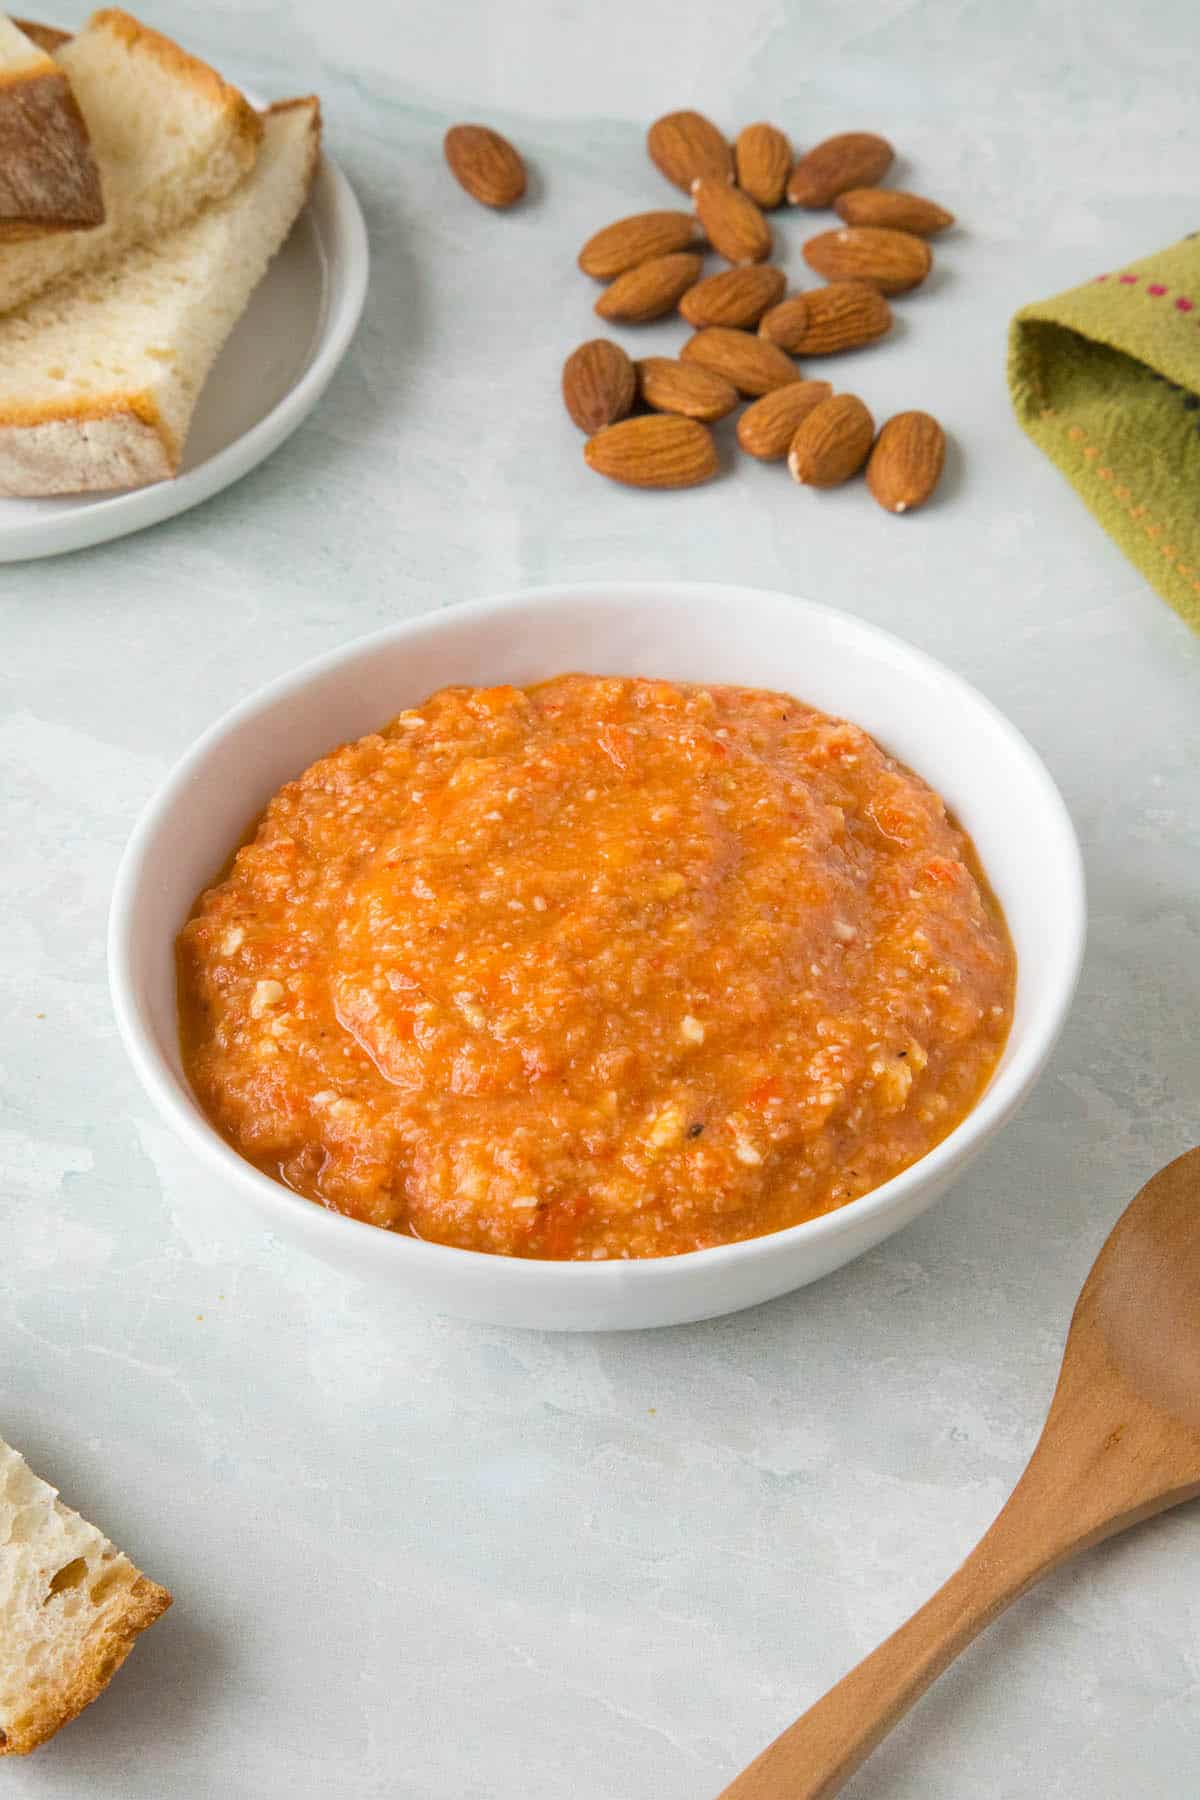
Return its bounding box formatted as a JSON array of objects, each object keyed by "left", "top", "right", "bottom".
[{"left": 560, "top": 111, "right": 954, "bottom": 511}]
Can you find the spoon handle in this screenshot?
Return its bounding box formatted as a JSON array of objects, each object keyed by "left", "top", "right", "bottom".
[{"left": 715, "top": 1495, "right": 1060, "bottom": 1800}]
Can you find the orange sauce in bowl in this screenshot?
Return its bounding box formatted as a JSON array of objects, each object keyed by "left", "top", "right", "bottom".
[{"left": 178, "top": 675, "right": 1014, "bottom": 1259}]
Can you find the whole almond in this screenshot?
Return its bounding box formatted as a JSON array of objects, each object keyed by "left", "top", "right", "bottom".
[
  {"left": 681, "top": 327, "right": 800, "bottom": 397},
  {"left": 803, "top": 226, "right": 932, "bottom": 295},
  {"left": 736, "top": 381, "right": 834, "bottom": 460},
  {"left": 786, "top": 131, "right": 893, "bottom": 208},
  {"left": 693, "top": 177, "right": 772, "bottom": 264},
  {"left": 646, "top": 111, "right": 733, "bottom": 192},
  {"left": 759, "top": 283, "right": 892, "bottom": 354},
  {"left": 679, "top": 264, "right": 786, "bottom": 328},
  {"left": 734, "top": 122, "right": 792, "bottom": 209},
  {"left": 636, "top": 357, "right": 739, "bottom": 423},
  {"left": 562, "top": 339, "right": 637, "bottom": 434},
  {"left": 578, "top": 210, "right": 705, "bottom": 280},
  {"left": 787, "top": 394, "right": 875, "bottom": 488},
  {"left": 584, "top": 415, "right": 718, "bottom": 489},
  {"left": 594, "top": 252, "right": 703, "bottom": 322},
  {"left": 866, "top": 411, "right": 947, "bottom": 513},
  {"left": 443, "top": 124, "right": 526, "bottom": 209},
  {"left": 834, "top": 188, "right": 955, "bottom": 236}
]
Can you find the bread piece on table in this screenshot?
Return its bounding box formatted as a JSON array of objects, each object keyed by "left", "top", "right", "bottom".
[
  {"left": 0, "top": 7, "right": 262, "bottom": 315},
  {"left": 11, "top": 18, "right": 71, "bottom": 54},
  {"left": 0, "top": 96, "right": 321, "bottom": 495},
  {"left": 0, "top": 1435, "right": 170, "bottom": 1756},
  {"left": 0, "top": 14, "right": 102, "bottom": 240}
]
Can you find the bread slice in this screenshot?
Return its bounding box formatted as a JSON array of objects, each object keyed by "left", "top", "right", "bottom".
[
  {"left": 0, "top": 8, "right": 261, "bottom": 314},
  {"left": 0, "top": 96, "right": 320, "bottom": 495},
  {"left": 0, "top": 14, "right": 103, "bottom": 240},
  {"left": 0, "top": 1435, "right": 171, "bottom": 1756}
]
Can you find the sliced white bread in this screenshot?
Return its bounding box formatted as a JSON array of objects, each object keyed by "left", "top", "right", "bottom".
[
  {"left": 0, "top": 1435, "right": 171, "bottom": 1756},
  {"left": 0, "top": 14, "right": 103, "bottom": 239},
  {"left": 0, "top": 96, "right": 321, "bottom": 494},
  {"left": 0, "top": 7, "right": 261, "bottom": 314}
]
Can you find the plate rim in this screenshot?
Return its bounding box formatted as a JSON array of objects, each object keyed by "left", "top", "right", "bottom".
[{"left": 0, "top": 145, "right": 369, "bottom": 563}]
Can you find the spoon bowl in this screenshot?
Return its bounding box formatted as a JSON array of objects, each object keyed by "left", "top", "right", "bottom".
[
  {"left": 1092, "top": 1151, "right": 1200, "bottom": 1432},
  {"left": 718, "top": 1147, "right": 1200, "bottom": 1800}
]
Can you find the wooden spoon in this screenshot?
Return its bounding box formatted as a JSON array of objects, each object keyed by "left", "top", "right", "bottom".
[{"left": 718, "top": 1147, "right": 1200, "bottom": 1800}]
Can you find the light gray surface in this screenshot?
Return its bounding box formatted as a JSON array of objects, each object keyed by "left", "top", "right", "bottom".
[{"left": 2, "top": 0, "right": 1198, "bottom": 1794}]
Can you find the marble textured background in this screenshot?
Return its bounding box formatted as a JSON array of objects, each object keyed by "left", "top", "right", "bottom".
[{"left": 3, "top": 1, "right": 1199, "bottom": 1794}]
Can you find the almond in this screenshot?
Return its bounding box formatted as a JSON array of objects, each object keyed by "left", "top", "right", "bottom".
[
  {"left": 734, "top": 122, "right": 792, "bottom": 209},
  {"left": 679, "top": 265, "right": 786, "bottom": 328},
  {"left": 636, "top": 357, "right": 739, "bottom": 423},
  {"left": 755, "top": 294, "right": 810, "bottom": 353},
  {"left": 443, "top": 124, "right": 526, "bottom": 209},
  {"left": 834, "top": 188, "right": 955, "bottom": 236},
  {"left": 646, "top": 111, "right": 733, "bottom": 192},
  {"left": 866, "top": 411, "right": 947, "bottom": 513},
  {"left": 787, "top": 394, "right": 875, "bottom": 488},
  {"left": 786, "top": 131, "right": 893, "bottom": 208},
  {"left": 594, "top": 252, "right": 703, "bottom": 322},
  {"left": 693, "top": 177, "right": 772, "bottom": 264},
  {"left": 562, "top": 339, "right": 637, "bottom": 434},
  {"left": 736, "top": 382, "right": 834, "bottom": 460},
  {"left": 584, "top": 415, "right": 718, "bottom": 489},
  {"left": 578, "top": 210, "right": 705, "bottom": 280},
  {"left": 680, "top": 327, "right": 800, "bottom": 397},
  {"left": 759, "top": 284, "right": 892, "bottom": 355},
  {"left": 802, "top": 226, "right": 932, "bottom": 295}
]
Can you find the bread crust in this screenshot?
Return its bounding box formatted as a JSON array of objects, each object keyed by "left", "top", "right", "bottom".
[
  {"left": 267, "top": 94, "right": 323, "bottom": 196},
  {"left": 0, "top": 58, "right": 103, "bottom": 236},
  {"left": 0, "top": 406, "right": 174, "bottom": 494},
  {"left": 0, "top": 1574, "right": 172, "bottom": 1756},
  {"left": 0, "top": 388, "right": 162, "bottom": 429},
  {"left": 11, "top": 21, "right": 71, "bottom": 55},
  {"left": 86, "top": 8, "right": 262, "bottom": 166}
]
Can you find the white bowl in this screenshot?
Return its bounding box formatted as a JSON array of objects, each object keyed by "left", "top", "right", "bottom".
[{"left": 109, "top": 583, "right": 1085, "bottom": 1331}]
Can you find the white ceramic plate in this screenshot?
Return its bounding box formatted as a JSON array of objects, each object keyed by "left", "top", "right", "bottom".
[
  {"left": 0, "top": 145, "right": 368, "bottom": 562},
  {"left": 110, "top": 583, "right": 1087, "bottom": 1332}
]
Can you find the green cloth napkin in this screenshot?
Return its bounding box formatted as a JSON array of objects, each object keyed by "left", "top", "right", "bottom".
[{"left": 1009, "top": 234, "right": 1200, "bottom": 633}]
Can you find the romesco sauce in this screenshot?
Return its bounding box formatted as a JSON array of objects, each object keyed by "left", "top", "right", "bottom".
[{"left": 178, "top": 676, "right": 1014, "bottom": 1259}]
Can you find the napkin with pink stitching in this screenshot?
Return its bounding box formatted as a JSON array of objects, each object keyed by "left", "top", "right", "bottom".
[{"left": 1009, "top": 234, "right": 1200, "bottom": 634}]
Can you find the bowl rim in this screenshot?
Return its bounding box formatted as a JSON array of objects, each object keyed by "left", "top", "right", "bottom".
[{"left": 108, "top": 580, "right": 1087, "bottom": 1285}]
